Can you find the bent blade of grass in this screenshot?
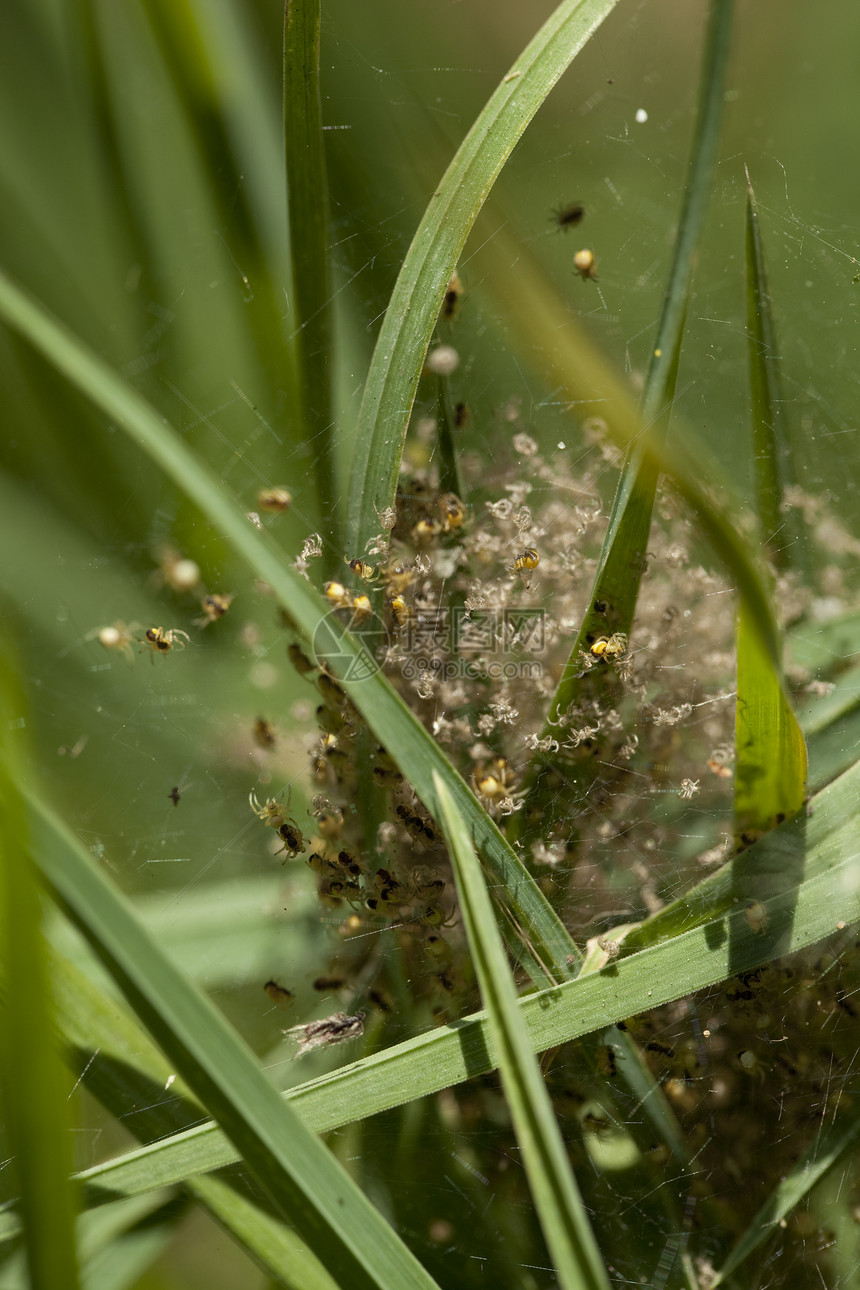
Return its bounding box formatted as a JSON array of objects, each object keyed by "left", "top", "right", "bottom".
[
  {"left": 433, "top": 774, "right": 611, "bottom": 1290},
  {"left": 18, "top": 789, "right": 440, "bottom": 1290},
  {"left": 284, "top": 0, "right": 339, "bottom": 559},
  {"left": 346, "top": 0, "right": 622, "bottom": 555},
  {"left": 709, "top": 1097, "right": 860, "bottom": 1286},
  {"left": 0, "top": 648, "right": 81, "bottom": 1290},
  {"left": 473, "top": 216, "right": 780, "bottom": 669},
  {"left": 61, "top": 756, "right": 860, "bottom": 1206},
  {"left": 0, "top": 264, "right": 575, "bottom": 994}
]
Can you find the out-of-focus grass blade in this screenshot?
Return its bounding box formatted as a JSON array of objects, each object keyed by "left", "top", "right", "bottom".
[
  {"left": 710, "top": 1090, "right": 860, "bottom": 1286},
  {"left": 189, "top": 1173, "right": 341, "bottom": 1290},
  {"left": 0, "top": 646, "right": 81, "bottom": 1290},
  {"left": 475, "top": 222, "right": 780, "bottom": 668},
  {"left": 433, "top": 773, "right": 610, "bottom": 1290},
  {"left": 347, "top": 0, "right": 622, "bottom": 555},
  {"left": 1, "top": 942, "right": 340, "bottom": 1289},
  {"left": 806, "top": 690, "right": 860, "bottom": 794},
  {"left": 49, "top": 945, "right": 341, "bottom": 1290},
  {"left": 734, "top": 605, "right": 807, "bottom": 838},
  {"left": 75, "top": 1196, "right": 183, "bottom": 1290},
  {"left": 19, "top": 790, "right": 441, "bottom": 1290},
  {"left": 0, "top": 1193, "right": 179, "bottom": 1290},
  {"left": 67, "top": 755, "right": 860, "bottom": 1206},
  {"left": 789, "top": 608, "right": 860, "bottom": 676},
  {"left": 517, "top": 0, "right": 734, "bottom": 816},
  {"left": 48, "top": 873, "right": 320, "bottom": 993},
  {"left": 788, "top": 607, "right": 860, "bottom": 789},
  {"left": 0, "top": 264, "right": 576, "bottom": 993},
  {"left": 284, "top": 0, "right": 338, "bottom": 556},
  {"left": 744, "top": 169, "right": 808, "bottom": 573},
  {"left": 800, "top": 664, "right": 860, "bottom": 739}
]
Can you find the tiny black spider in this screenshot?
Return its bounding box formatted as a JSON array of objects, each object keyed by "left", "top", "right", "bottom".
[{"left": 552, "top": 202, "right": 585, "bottom": 230}]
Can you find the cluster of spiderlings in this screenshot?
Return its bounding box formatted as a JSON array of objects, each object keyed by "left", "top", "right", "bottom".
[
  {"left": 284, "top": 643, "right": 474, "bottom": 1023},
  {"left": 279, "top": 350, "right": 855, "bottom": 1030},
  {"left": 338, "top": 424, "right": 748, "bottom": 943}
]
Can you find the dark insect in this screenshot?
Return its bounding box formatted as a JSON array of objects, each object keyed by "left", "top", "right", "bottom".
[
  {"left": 552, "top": 202, "right": 584, "bottom": 230},
  {"left": 264, "top": 980, "right": 294, "bottom": 1005}
]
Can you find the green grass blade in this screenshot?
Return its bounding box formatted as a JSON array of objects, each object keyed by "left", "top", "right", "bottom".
[
  {"left": 433, "top": 773, "right": 611, "bottom": 1290},
  {"left": 346, "top": 0, "right": 621, "bottom": 555},
  {"left": 806, "top": 685, "right": 860, "bottom": 793},
  {"left": 518, "top": 0, "right": 734, "bottom": 816},
  {"left": 734, "top": 171, "right": 807, "bottom": 840},
  {"left": 19, "top": 790, "right": 441, "bottom": 1290},
  {"left": 788, "top": 607, "right": 860, "bottom": 676},
  {"left": 474, "top": 221, "right": 781, "bottom": 685},
  {"left": 0, "top": 1194, "right": 179, "bottom": 1290},
  {"left": 744, "top": 169, "right": 808, "bottom": 572},
  {"left": 190, "top": 1175, "right": 341, "bottom": 1290},
  {"left": 49, "top": 872, "right": 320, "bottom": 991},
  {"left": 284, "top": 0, "right": 339, "bottom": 557},
  {"left": 734, "top": 605, "right": 807, "bottom": 839},
  {"left": 0, "top": 647, "right": 81, "bottom": 1290},
  {"left": 2, "top": 938, "right": 341, "bottom": 1290},
  {"left": 0, "top": 264, "right": 575, "bottom": 991},
  {"left": 710, "top": 1094, "right": 860, "bottom": 1286},
  {"left": 563, "top": 0, "right": 734, "bottom": 655},
  {"left": 67, "top": 755, "right": 860, "bottom": 1207}
]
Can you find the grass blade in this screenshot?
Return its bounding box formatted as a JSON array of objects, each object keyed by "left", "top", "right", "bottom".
[
  {"left": 744, "top": 168, "right": 808, "bottom": 572},
  {"left": 346, "top": 0, "right": 621, "bottom": 555},
  {"left": 475, "top": 223, "right": 780, "bottom": 666},
  {"left": 517, "top": 0, "right": 735, "bottom": 818},
  {"left": 48, "top": 944, "right": 341, "bottom": 1290},
  {"left": 19, "top": 789, "right": 441, "bottom": 1290},
  {"left": 61, "top": 755, "right": 860, "bottom": 1207},
  {"left": 284, "top": 0, "right": 339, "bottom": 557},
  {"left": 734, "top": 170, "right": 807, "bottom": 840},
  {"left": 0, "top": 1194, "right": 180, "bottom": 1290},
  {"left": 0, "top": 647, "right": 81, "bottom": 1290},
  {"left": 563, "top": 0, "right": 734, "bottom": 658},
  {"left": 734, "top": 605, "right": 807, "bottom": 840},
  {"left": 433, "top": 773, "right": 611, "bottom": 1290}
]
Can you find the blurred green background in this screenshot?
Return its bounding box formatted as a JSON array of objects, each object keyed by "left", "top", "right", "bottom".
[{"left": 1, "top": 0, "right": 858, "bottom": 1284}]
